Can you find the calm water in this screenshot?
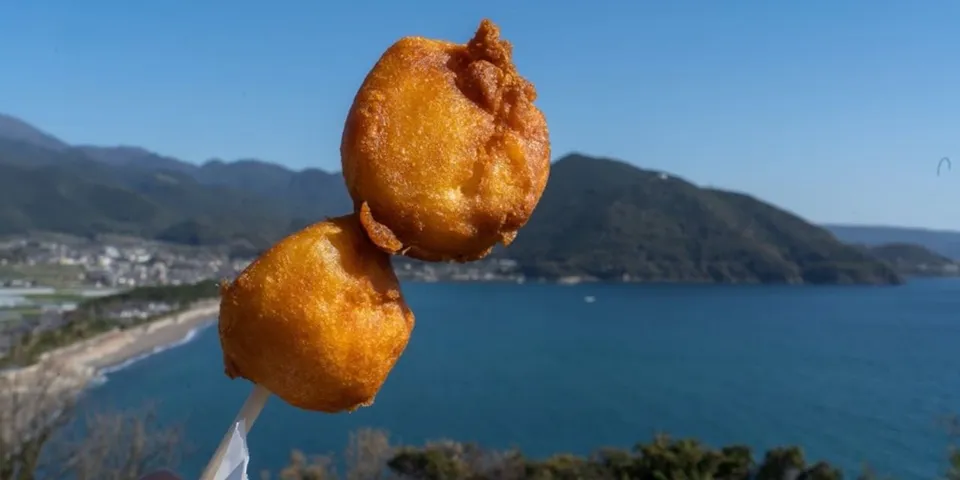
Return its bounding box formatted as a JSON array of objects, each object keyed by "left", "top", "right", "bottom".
[{"left": 79, "top": 280, "right": 960, "bottom": 479}]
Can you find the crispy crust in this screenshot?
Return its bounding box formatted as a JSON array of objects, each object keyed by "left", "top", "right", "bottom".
[
  {"left": 341, "top": 19, "right": 551, "bottom": 262},
  {"left": 218, "top": 214, "right": 415, "bottom": 413}
]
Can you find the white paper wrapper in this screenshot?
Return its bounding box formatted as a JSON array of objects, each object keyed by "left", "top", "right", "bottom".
[{"left": 212, "top": 419, "right": 250, "bottom": 480}]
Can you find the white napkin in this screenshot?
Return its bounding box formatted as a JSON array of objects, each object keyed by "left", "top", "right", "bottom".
[{"left": 212, "top": 419, "right": 250, "bottom": 480}]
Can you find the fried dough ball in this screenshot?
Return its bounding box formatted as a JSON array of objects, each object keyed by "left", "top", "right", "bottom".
[
  {"left": 218, "top": 214, "right": 415, "bottom": 413},
  {"left": 341, "top": 19, "right": 551, "bottom": 262}
]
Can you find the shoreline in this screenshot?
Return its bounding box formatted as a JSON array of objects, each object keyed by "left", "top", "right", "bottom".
[
  {"left": 43, "top": 300, "right": 219, "bottom": 376},
  {"left": 1, "top": 300, "right": 220, "bottom": 396}
]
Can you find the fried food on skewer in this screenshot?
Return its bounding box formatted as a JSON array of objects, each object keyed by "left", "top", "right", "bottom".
[
  {"left": 218, "top": 214, "right": 415, "bottom": 413},
  {"left": 341, "top": 19, "right": 551, "bottom": 262}
]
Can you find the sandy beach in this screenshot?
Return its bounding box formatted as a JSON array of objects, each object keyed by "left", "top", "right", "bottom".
[
  {"left": 1, "top": 300, "right": 220, "bottom": 427},
  {"left": 39, "top": 300, "right": 220, "bottom": 374}
]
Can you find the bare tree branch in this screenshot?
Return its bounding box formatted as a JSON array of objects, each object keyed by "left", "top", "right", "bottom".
[
  {"left": 1, "top": 348, "right": 183, "bottom": 480},
  {"left": 0, "top": 355, "right": 90, "bottom": 480},
  {"left": 344, "top": 429, "right": 394, "bottom": 480},
  {"left": 51, "top": 405, "right": 182, "bottom": 480}
]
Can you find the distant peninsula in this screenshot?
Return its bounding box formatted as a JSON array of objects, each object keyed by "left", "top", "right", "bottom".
[
  {"left": 505, "top": 154, "right": 902, "bottom": 286},
  {"left": 0, "top": 113, "right": 902, "bottom": 285},
  {"left": 860, "top": 242, "right": 959, "bottom": 277}
]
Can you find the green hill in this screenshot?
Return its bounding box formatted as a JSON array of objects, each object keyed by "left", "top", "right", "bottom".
[
  {"left": 507, "top": 154, "right": 902, "bottom": 285},
  {"left": 0, "top": 119, "right": 351, "bottom": 249},
  {"left": 826, "top": 224, "right": 960, "bottom": 260},
  {"left": 863, "top": 242, "right": 959, "bottom": 276},
  {"left": 0, "top": 142, "right": 290, "bottom": 248}
]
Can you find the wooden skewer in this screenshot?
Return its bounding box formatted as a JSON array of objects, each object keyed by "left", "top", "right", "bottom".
[{"left": 198, "top": 384, "right": 271, "bottom": 480}]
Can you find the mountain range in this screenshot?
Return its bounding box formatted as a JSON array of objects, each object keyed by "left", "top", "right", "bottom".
[
  {"left": 825, "top": 224, "right": 960, "bottom": 260},
  {"left": 0, "top": 112, "right": 911, "bottom": 284},
  {"left": 0, "top": 113, "right": 351, "bottom": 255}
]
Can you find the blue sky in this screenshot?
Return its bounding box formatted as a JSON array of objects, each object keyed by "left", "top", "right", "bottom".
[{"left": 2, "top": 1, "right": 959, "bottom": 229}]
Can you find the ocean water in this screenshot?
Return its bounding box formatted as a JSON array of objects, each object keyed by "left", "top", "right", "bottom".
[{"left": 79, "top": 280, "right": 960, "bottom": 479}]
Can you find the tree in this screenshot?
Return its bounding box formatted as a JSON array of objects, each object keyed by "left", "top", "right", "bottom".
[
  {"left": 268, "top": 430, "right": 398, "bottom": 480},
  {"left": 755, "top": 446, "right": 806, "bottom": 480},
  {"left": 344, "top": 429, "right": 396, "bottom": 480},
  {"left": 946, "top": 416, "right": 960, "bottom": 480},
  {"left": 0, "top": 354, "right": 182, "bottom": 480},
  {"left": 52, "top": 407, "right": 181, "bottom": 480},
  {"left": 0, "top": 358, "right": 87, "bottom": 479},
  {"left": 275, "top": 450, "right": 337, "bottom": 480},
  {"left": 270, "top": 426, "right": 960, "bottom": 480}
]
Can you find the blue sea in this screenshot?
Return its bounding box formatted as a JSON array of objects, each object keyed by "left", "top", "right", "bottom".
[{"left": 79, "top": 279, "right": 960, "bottom": 479}]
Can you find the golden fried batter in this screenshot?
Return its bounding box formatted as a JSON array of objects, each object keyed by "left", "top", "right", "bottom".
[
  {"left": 218, "top": 214, "right": 415, "bottom": 413},
  {"left": 341, "top": 19, "right": 551, "bottom": 262}
]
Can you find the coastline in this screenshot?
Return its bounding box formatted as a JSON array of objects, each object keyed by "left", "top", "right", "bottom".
[
  {"left": 83, "top": 301, "right": 219, "bottom": 372},
  {"left": 43, "top": 300, "right": 218, "bottom": 374},
  {"left": 1, "top": 300, "right": 219, "bottom": 396}
]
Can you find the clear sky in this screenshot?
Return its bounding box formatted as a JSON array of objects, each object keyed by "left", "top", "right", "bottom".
[{"left": 2, "top": 1, "right": 959, "bottom": 229}]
